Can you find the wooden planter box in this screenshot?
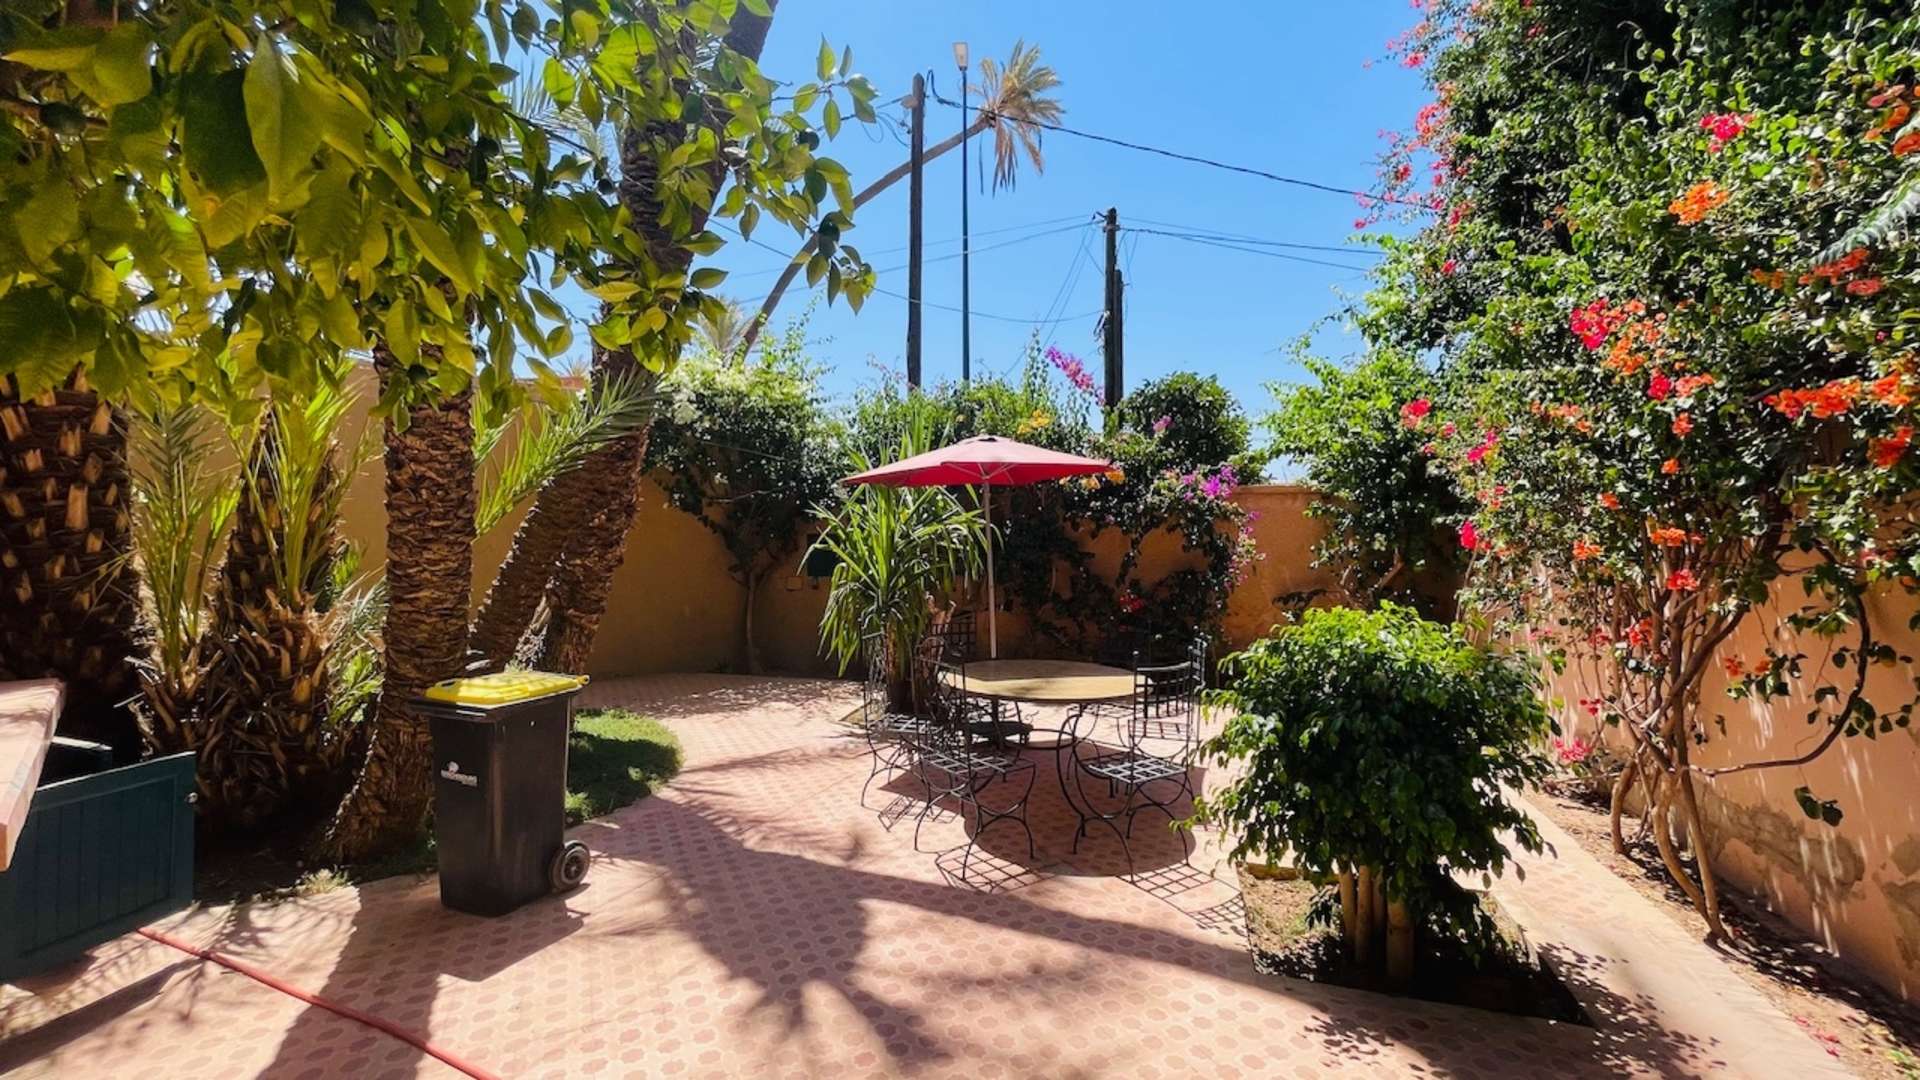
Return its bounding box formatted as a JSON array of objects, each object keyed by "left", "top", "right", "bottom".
[{"left": 0, "top": 751, "right": 196, "bottom": 981}]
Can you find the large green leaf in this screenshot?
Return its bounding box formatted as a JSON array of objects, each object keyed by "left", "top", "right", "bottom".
[
  {"left": 244, "top": 40, "right": 326, "bottom": 201},
  {"left": 182, "top": 70, "right": 267, "bottom": 195}
]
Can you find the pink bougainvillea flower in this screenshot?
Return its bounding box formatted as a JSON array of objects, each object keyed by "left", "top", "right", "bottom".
[
  {"left": 1420, "top": 441, "right": 1437, "bottom": 455},
  {"left": 1458, "top": 519, "right": 1481, "bottom": 551},
  {"left": 1666, "top": 568, "right": 1700, "bottom": 591},
  {"left": 1400, "top": 398, "right": 1432, "bottom": 426},
  {"left": 1152, "top": 415, "right": 1172, "bottom": 436},
  {"left": 1698, "top": 112, "right": 1751, "bottom": 151},
  {"left": 1569, "top": 299, "right": 1617, "bottom": 349}
]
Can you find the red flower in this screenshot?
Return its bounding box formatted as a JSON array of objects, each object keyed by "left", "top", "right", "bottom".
[
  {"left": 1846, "top": 278, "right": 1885, "bottom": 297},
  {"left": 1458, "top": 520, "right": 1481, "bottom": 551},
  {"left": 1661, "top": 457, "right": 1680, "bottom": 475},
  {"left": 1870, "top": 426, "right": 1913, "bottom": 468},
  {"left": 1721, "top": 655, "right": 1746, "bottom": 678},
  {"left": 1666, "top": 568, "right": 1700, "bottom": 591},
  {"left": 1569, "top": 300, "right": 1619, "bottom": 350},
  {"left": 1671, "top": 413, "right": 1694, "bottom": 437},
  {"left": 1400, "top": 398, "right": 1432, "bottom": 427},
  {"left": 1699, "top": 112, "right": 1751, "bottom": 151},
  {"left": 1648, "top": 371, "right": 1674, "bottom": 400},
  {"left": 1599, "top": 492, "right": 1621, "bottom": 510},
  {"left": 1442, "top": 259, "right": 1459, "bottom": 275}
]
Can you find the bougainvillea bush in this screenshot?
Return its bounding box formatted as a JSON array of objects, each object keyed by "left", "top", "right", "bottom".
[
  {"left": 1356, "top": 1, "right": 1920, "bottom": 939},
  {"left": 847, "top": 349, "right": 1264, "bottom": 657}
]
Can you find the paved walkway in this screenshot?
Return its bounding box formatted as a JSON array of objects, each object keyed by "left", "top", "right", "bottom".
[{"left": 0, "top": 674, "right": 1851, "bottom": 1078}]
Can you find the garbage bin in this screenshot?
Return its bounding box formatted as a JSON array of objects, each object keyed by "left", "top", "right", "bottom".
[{"left": 417, "top": 672, "right": 592, "bottom": 917}]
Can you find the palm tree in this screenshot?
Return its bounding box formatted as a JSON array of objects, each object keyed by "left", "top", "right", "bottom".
[
  {"left": 0, "top": 369, "right": 146, "bottom": 752},
  {"left": 739, "top": 40, "right": 1064, "bottom": 352},
  {"left": 468, "top": 3, "right": 784, "bottom": 672},
  {"left": 318, "top": 348, "right": 477, "bottom": 861},
  {"left": 693, "top": 297, "right": 753, "bottom": 361}
]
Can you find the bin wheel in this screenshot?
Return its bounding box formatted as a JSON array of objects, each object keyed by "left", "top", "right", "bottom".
[{"left": 550, "top": 841, "right": 590, "bottom": 893}]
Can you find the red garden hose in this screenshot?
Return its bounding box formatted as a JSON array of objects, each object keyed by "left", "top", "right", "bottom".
[{"left": 136, "top": 927, "right": 501, "bottom": 1080}]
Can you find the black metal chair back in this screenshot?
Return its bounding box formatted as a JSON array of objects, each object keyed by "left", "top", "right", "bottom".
[
  {"left": 925, "top": 608, "right": 977, "bottom": 663},
  {"left": 922, "top": 658, "right": 978, "bottom": 752},
  {"left": 1124, "top": 636, "right": 1207, "bottom": 751}
]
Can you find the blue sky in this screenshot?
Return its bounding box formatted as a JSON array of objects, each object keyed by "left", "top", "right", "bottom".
[{"left": 691, "top": 2, "right": 1431, "bottom": 419}]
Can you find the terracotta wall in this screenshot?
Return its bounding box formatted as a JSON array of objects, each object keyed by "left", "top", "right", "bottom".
[
  {"left": 1546, "top": 581, "right": 1920, "bottom": 1001},
  {"left": 332, "top": 400, "right": 1920, "bottom": 999}
]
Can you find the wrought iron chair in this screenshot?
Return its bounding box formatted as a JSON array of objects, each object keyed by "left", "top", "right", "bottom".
[
  {"left": 1064, "top": 637, "right": 1208, "bottom": 875},
  {"left": 858, "top": 635, "right": 930, "bottom": 809},
  {"left": 914, "top": 611, "right": 1028, "bottom": 747},
  {"left": 911, "top": 659, "right": 1038, "bottom": 871}
]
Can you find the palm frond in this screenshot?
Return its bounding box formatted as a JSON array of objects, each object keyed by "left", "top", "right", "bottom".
[
  {"left": 1820, "top": 166, "right": 1920, "bottom": 262},
  {"left": 129, "top": 403, "right": 239, "bottom": 682},
  {"left": 971, "top": 40, "right": 1064, "bottom": 192},
  {"left": 475, "top": 372, "right": 660, "bottom": 536}
]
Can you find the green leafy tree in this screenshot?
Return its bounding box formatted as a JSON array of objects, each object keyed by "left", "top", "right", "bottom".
[
  {"left": 1191, "top": 604, "right": 1553, "bottom": 985},
  {"left": 1267, "top": 349, "right": 1466, "bottom": 614},
  {"left": 645, "top": 321, "right": 841, "bottom": 671}
]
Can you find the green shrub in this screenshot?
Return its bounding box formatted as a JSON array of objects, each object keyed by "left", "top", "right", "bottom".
[{"left": 1191, "top": 603, "right": 1551, "bottom": 961}]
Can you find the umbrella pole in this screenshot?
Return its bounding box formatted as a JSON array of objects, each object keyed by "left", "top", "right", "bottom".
[{"left": 984, "top": 481, "right": 997, "bottom": 658}]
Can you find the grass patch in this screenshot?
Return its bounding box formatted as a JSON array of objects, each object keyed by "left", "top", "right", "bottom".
[{"left": 564, "top": 708, "right": 682, "bottom": 826}]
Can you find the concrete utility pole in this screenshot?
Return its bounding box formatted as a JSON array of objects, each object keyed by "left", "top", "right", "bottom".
[
  {"left": 1103, "top": 207, "right": 1124, "bottom": 409},
  {"left": 905, "top": 74, "right": 926, "bottom": 388}
]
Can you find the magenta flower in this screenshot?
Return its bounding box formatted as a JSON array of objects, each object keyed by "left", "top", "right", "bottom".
[{"left": 1152, "top": 415, "right": 1172, "bottom": 436}]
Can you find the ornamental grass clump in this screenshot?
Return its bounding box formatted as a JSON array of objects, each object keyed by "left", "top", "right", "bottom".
[{"left": 1190, "top": 603, "right": 1552, "bottom": 986}]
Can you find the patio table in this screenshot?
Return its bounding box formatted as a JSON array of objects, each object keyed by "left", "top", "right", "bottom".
[{"left": 940, "top": 659, "right": 1140, "bottom": 857}]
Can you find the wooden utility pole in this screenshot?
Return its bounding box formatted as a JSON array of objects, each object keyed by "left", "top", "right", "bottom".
[
  {"left": 1102, "top": 207, "right": 1124, "bottom": 409},
  {"left": 905, "top": 74, "right": 926, "bottom": 387}
]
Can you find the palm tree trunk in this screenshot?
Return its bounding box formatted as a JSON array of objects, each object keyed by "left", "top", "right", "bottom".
[
  {"left": 470, "top": 3, "right": 781, "bottom": 669},
  {"left": 0, "top": 370, "right": 144, "bottom": 752},
  {"left": 317, "top": 350, "right": 475, "bottom": 862},
  {"left": 740, "top": 116, "right": 990, "bottom": 353}
]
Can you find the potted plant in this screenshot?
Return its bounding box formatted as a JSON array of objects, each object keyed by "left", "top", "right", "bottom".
[{"left": 1190, "top": 603, "right": 1553, "bottom": 987}]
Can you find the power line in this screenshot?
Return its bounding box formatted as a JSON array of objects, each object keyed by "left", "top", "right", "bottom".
[
  {"left": 927, "top": 92, "right": 1435, "bottom": 211},
  {"left": 1120, "top": 224, "right": 1383, "bottom": 258},
  {"left": 868, "top": 284, "right": 1105, "bottom": 326},
  {"left": 1126, "top": 230, "right": 1377, "bottom": 273}
]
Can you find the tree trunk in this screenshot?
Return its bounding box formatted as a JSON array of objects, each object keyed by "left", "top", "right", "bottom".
[
  {"left": 1352, "top": 865, "right": 1376, "bottom": 968},
  {"left": 1338, "top": 870, "right": 1360, "bottom": 956},
  {"left": 470, "top": 3, "right": 780, "bottom": 667},
  {"left": 1385, "top": 899, "right": 1414, "bottom": 989},
  {"left": 317, "top": 353, "right": 475, "bottom": 862},
  {"left": 0, "top": 370, "right": 144, "bottom": 753},
  {"left": 739, "top": 115, "right": 991, "bottom": 353}
]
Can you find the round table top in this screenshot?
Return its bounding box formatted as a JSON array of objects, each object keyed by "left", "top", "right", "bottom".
[{"left": 941, "top": 659, "right": 1137, "bottom": 703}]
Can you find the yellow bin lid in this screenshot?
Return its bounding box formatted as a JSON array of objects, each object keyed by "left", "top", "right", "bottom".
[{"left": 423, "top": 671, "right": 589, "bottom": 707}]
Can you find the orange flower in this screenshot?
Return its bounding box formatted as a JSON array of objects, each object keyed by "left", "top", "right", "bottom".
[
  {"left": 1674, "top": 373, "right": 1718, "bottom": 396},
  {"left": 1599, "top": 492, "right": 1621, "bottom": 510},
  {"left": 1896, "top": 130, "right": 1920, "bottom": 157},
  {"left": 1870, "top": 426, "right": 1913, "bottom": 468},
  {"left": 1846, "top": 278, "right": 1885, "bottom": 297},
  {"left": 1767, "top": 378, "right": 1862, "bottom": 420},
  {"left": 1671, "top": 413, "right": 1694, "bottom": 437},
  {"left": 1669, "top": 181, "right": 1729, "bottom": 225},
  {"left": 1871, "top": 373, "right": 1912, "bottom": 408},
  {"left": 1648, "top": 525, "right": 1688, "bottom": 547},
  {"left": 1661, "top": 457, "right": 1680, "bottom": 475},
  {"left": 1666, "top": 568, "right": 1700, "bottom": 591},
  {"left": 1749, "top": 268, "right": 1787, "bottom": 289},
  {"left": 1572, "top": 539, "right": 1602, "bottom": 561},
  {"left": 1721, "top": 655, "right": 1745, "bottom": 678}
]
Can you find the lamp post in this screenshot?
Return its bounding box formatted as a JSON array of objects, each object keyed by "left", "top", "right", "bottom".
[{"left": 953, "top": 40, "right": 971, "bottom": 383}]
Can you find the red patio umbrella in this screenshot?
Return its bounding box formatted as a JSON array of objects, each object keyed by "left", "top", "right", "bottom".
[{"left": 843, "top": 434, "right": 1113, "bottom": 657}]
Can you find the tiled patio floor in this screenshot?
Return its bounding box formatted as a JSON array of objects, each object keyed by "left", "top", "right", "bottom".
[{"left": 0, "top": 674, "right": 1850, "bottom": 1078}]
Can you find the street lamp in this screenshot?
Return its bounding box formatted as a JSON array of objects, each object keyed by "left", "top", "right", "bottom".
[{"left": 953, "top": 41, "right": 971, "bottom": 383}]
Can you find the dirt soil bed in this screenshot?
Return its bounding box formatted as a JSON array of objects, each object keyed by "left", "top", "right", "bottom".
[
  {"left": 1237, "top": 865, "right": 1590, "bottom": 1025},
  {"left": 1533, "top": 786, "right": 1920, "bottom": 1080}
]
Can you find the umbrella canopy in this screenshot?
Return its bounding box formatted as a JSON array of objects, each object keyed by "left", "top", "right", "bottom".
[
  {"left": 843, "top": 435, "right": 1113, "bottom": 657},
  {"left": 843, "top": 435, "right": 1113, "bottom": 487}
]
